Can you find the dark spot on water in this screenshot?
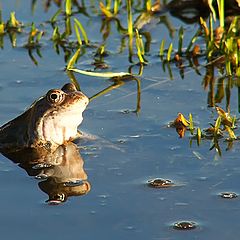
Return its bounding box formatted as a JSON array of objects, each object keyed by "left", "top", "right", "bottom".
[
  {"left": 220, "top": 192, "right": 238, "bottom": 199},
  {"left": 92, "top": 62, "right": 109, "bottom": 70},
  {"left": 147, "top": 178, "right": 174, "bottom": 188},
  {"left": 173, "top": 221, "right": 197, "bottom": 230}
]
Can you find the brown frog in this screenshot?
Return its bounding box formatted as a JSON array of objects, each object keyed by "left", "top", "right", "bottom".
[{"left": 0, "top": 83, "right": 89, "bottom": 153}]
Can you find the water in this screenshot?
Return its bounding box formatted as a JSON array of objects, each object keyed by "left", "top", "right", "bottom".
[{"left": 1, "top": 1, "right": 240, "bottom": 239}]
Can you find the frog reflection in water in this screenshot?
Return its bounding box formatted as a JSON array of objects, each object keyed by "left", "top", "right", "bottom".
[
  {"left": 5, "top": 142, "right": 91, "bottom": 204},
  {"left": 0, "top": 83, "right": 89, "bottom": 153},
  {"left": 0, "top": 83, "right": 90, "bottom": 203}
]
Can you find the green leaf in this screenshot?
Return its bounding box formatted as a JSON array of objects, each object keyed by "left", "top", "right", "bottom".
[
  {"left": 167, "top": 43, "right": 173, "bottom": 61},
  {"left": 74, "top": 18, "right": 89, "bottom": 45},
  {"left": 135, "top": 29, "right": 145, "bottom": 64},
  {"left": 126, "top": 0, "right": 133, "bottom": 38},
  {"left": 178, "top": 26, "right": 184, "bottom": 55},
  {"left": 208, "top": 0, "right": 216, "bottom": 21},
  {"left": 52, "top": 26, "right": 60, "bottom": 41},
  {"left": 99, "top": 2, "right": 113, "bottom": 18},
  {"left": 10, "top": 12, "right": 20, "bottom": 28},
  {"left": 159, "top": 39, "right": 165, "bottom": 57},
  {"left": 189, "top": 113, "right": 194, "bottom": 135},
  {"left": 214, "top": 116, "right": 221, "bottom": 135},
  {"left": 67, "top": 48, "right": 81, "bottom": 70},
  {"left": 113, "top": 0, "right": 121, "bottom": 14},
  {"left": 36, "top": 31, "right": 43, "bottom": 43},
  {"left": 197, "top": 127, "right": 201, "bottom": 145},
  {"left": 186, "top": 29, "right": 201, "bottom": 53},
  {"left": 74, "top": 21, "right": 82, "bottom": 46},
  {"left": 225, "top": 126, "right": 236, "bottom": 140},
  {"left": 217, "top": 0, "right": 224, "bottom": 28},
  {"left": 0, "top": 23, "right": 4, "bottom": 34},
  {"left": 69, "top": 68, "right": 132, "bottom": 78},
  {"left": 236, "top": 67, "right": 240, "bottom": 77},
  {"left": 50, "top": 8, "right": 62, "bottom": 23},
  {"left": 65, "top": 0, "right": 72, "bottom": 16}
]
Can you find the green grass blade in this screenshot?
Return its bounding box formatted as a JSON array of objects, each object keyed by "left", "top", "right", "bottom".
[
  {"left": 65, "top": 17, "right": 72, "bottom": 36},
  {"left": 52, "top": 26, "right": 60, "bottom": 41},
  {"left": 178, "top": 26, "right": 184, "bottom": 55},
  {"left": 126, "top": 0, "right": 133, "bottom": 38},
  {"left": 186, "top": 29, "right": 201, "bottom": 53},
  {"left": 197, "top": 127, "right": 201, "bottom": 145},
  {"left": 225, "top": 126, "right": 236, "bottom": 140},
  {"left": 167, "top": 43, "right": 173, "bottom": 61},
  {"left": 217, "top": 0, "right": 224, "bottom": 28},
  {"left": 50, "top": 8, "right": 62, "bottom": 23},
  {"left": 159, "top": 39, "right": 165, "bottom": 57},
  {"left": 67, "top": 48, "right": 81, "bottom": 69},
  {"left": 74, "top": 18, "right": 89, "bottom": 45},
  {"left": 99, "top": 2, "right": 113, "bottom": 18},
  {"left": 135, "top": 29, "right": 145, "bottom": 64},
  {"left": 69, "top": 68, "right": 132, "bottom": 78},
  {"left": 208, "top": 0, "right": 216, "bottom": 21},
  {"left": 113, "top": 0, "right": 120, "bottom": 14},
  {"left": 214, "top": 116, "right": 221, "bottom": 136},
  {"left": 74, "top": 21, "right": 82, "bottom": 45},
  {"left": 145, "top": 0, "right": 152, "bottom": 12},
  {"left": 66, "top": 0, "right": 72, "bottom": 16},
  {"left": 189, "top": 113, "right": 194, "bottom": 135}
]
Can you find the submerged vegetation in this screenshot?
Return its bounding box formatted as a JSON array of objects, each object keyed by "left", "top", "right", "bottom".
[{"left": 1, "top": 0, "right": 240, "bottom": 153}]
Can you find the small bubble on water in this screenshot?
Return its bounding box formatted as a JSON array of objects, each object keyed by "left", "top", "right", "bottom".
[
  {"left": 120, "top": 109, "right": 131, "bottom": 114},
  {"left": 175, "top": 202, "right": 189, "bottom": 206},
  {"left": 118, "top": 139, "right": 127, "bottom": 144},
  {"left": 220, "top": 192, "right": 238, "bottom": 199},
  {"left": 125, "top": 226, "right": 134, "bottom": 230},
  {"left": 198, "top": 176, "right": 208, "bottom": 181}
]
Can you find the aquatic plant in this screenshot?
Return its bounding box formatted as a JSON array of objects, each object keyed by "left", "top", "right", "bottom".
[
  {"left": 0, "top": 0, "right": 239, "bottom": 112},
  {"left": 74, "top": 18, "right": 89, "bottom": 46},
  {"left": 171, "top": 106, "right": 237, "bottom": 154}
]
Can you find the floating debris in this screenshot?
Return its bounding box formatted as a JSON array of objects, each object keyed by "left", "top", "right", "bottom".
[
  {"left": 147, "top": 178, "right": 174, "bottom": 188},
  {"left": 171, "top": 113, "right": 190, "bottom": 138},
  {"left": 173, "top": 221, "right": 197, "bottom": 230}
]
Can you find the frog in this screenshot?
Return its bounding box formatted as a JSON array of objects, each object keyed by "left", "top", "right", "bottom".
[{"left": 0, "top": 83, "right": 89, "bottom": 153}]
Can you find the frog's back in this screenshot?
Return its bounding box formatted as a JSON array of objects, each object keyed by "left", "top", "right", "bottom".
[{"left": 0, "top": 110, "right": 31, "bottom": 151}]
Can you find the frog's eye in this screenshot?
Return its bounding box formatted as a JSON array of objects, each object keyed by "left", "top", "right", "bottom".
[{"left": 46, "top": 90, "right": 65, "bottom": 105}]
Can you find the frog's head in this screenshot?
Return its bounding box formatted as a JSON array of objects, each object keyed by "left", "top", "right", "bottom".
[{"left": 29, "top": 83, "right": 89, "bottom": 148}]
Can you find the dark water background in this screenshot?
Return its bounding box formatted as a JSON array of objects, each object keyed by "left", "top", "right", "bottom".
[{"left": 0, "top": 1, "right": 240, "bottom": 239}]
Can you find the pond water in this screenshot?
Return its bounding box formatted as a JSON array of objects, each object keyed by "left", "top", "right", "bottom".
[{"left": 1, "top": 1, "right": 240, "bottom": 240}]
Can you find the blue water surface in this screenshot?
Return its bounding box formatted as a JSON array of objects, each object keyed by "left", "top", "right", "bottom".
[{"left": 1, "top": 1, "right": 240, "bottom": 240}]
